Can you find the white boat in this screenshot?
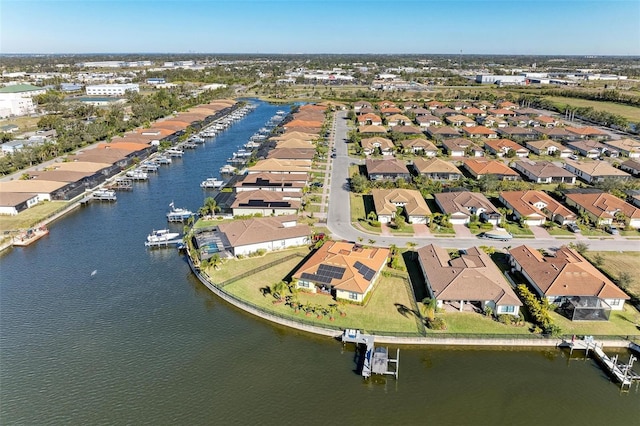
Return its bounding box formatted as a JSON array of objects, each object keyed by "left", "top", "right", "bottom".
[
  {"left": 126, "top": 169, "right": 148, "bottom": 180},
  {"left": 155, "top": 155, "right": 172, "bottom": 165},
  {"left": 166, "top": 202, "right": 194, "bottom": 222},
  {"left": 220, "top": 164, "right": 237, "bottom": 175},
  {"left": 480, "top": 227, "right": 513, "bottom": 242},
  {"left": 200, "top": 178, "right": 225, "bottom": 189},
  {"left": 147, "top": 229, "right": 180, "bottom": 243},
  {"left": 140, "top": 161, "right": 159, "bottom": 172},
  {"left": 166, "top": 147, "right": 184, "bottom": 157},
  {"left": 92, "top": 188, "right": 117, "bottom": 201}
]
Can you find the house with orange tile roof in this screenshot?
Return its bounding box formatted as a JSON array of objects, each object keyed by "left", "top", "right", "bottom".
[
  {"left": 509, "top": 245, "right": 629, "bottom": 313},
  {"left": 565, "top": 126, "right": 610, "bottom": 140},
  {"left": 461, "top": 126, "right": 498, "bottom": 139},
  {"left": 247, "top": 158, "right": 311, "bottom": 175},
  {"left": 463, "top": 159, "right": 519, "bottom": 180},
  {"left": 380, "top": 106, "right": 403, "bottom": 115},
  {"left": 357, "top": 113, "right": 383, "bottom": 126},
  {"left": 445, "top": 114, "right": 476, "bottom": 127},
  {"left": 284, "top": 119, "right": 323, "bottom": 129},
  {"left": 497, "top": 101, "right": 519, "bottom": 110},
  {"left": 499, "top": 190, "right": 576, "bottom": 226},
  {"left": 266, "top": 148, "right": 316, "bottom": 161},
  {"left": 360, "top": 136, "right": 395, "bottom": 156},
  {"left": 417, "top": 244, "right": 522, "bottom": 316},
  {"left": 292, "top": 241, "right": 389, "bottom": 302},
  {"left": 386, "top": 114, "right": 412, "bottom": 127},
  {"left": 461, "top": 107, "right": 486, "bottom": 117},
  {"left": 358, "top": 125, "right": 388, "bottom": 135},
  {"left": 484, "top": 139, "right": 530, "bottom": 157},
  {"left": 564, "top": 192, "right": 640, "bottom": 228},
  {"left": 427, "top": 100, "right": 446, "bottom": 110},
  {"left": 563, "top": 160, "right": 631, "bottom": 183},
  {"left": 536, "top": 115, "right": 558, "bottom": 127}
]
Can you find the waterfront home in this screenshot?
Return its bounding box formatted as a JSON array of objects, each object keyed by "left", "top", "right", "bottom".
[
  {"left": 247, "top": 159, "right": 311, "bottom": 175},
  {"left": 512, "top": 160, "right": 576, "bottom": 184},
  {"left": 0, "top": 192, "right": 41, "bottom": 215},
  {"left": 271, "top": 131, "right": 318, "bottom": 141},
  {"left": 365, "top": 158, "right": 411, "bottom": 181},
  {"left": 215, "top": 215, "right": 310, "bottom": 257},
  {"left": 275, "top": 138, "right": 315, "bottom": 149},
  {"left": 525, "top": 140, "right": 572, "bottom": 157},
  {"left": 412, "top": 157, "right": 463, "bottom": 181},
  {"left": 230, "top": 190, "right": 301, "bottom": 216},
  {"left": 0, "top": 179, "right": 69, "bottom": 205},
  {"left": 620, "top": 159, "right": 640, "bottom": 176},
  {"left": 233, "top": 172, "right": 307, "bottom": 193},
  {"left": 399, "top": 138, "right": 438, "bottom": 156},
  {"left": 499, "top": 190, "right": 576, "bottom": 226},
  {"left": 292, "top": 241, "right": 389, "bottom": 303},
  {"left": 461, "top": 126, "right": 498, "bottom": 139},
  {"left": 564, "top": 192, "right": 640, "bottom": 229},
  {"left": 509, "top": 245, "right": 629, "bottom": 316},
  {"left": 604, "top": 138, "right": 640, "bottom": 158},
  {"left": 484, "top": 139, "right": 530, "bottom": 157},
  {"left": 563, "top": 160, "right": 631, "bottom": 184},
  {"left": 434, "top": 191, "right": 501, "bottom": 225},
  {"left": 266, "top": 148, "right": 316, "bottom": 161},
  {"left": 371, "top": 188, "right": 431, "bottom": 224},
  {"left": 463, "top": 159, "right": 520, "bottom": 180},
  {"left": 360, "top": 137, "right": 395, "bottom": 156},
  {"left": 417, "top": 244, "right": 522, "bottom": 316},
  {"left": 442, "top": 138, "right": 484, "bottom": 157}
]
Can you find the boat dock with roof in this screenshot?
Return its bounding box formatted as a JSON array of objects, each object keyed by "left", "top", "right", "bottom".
[{"left": 342, "top": 329, "right": 399, "bottom": 379}]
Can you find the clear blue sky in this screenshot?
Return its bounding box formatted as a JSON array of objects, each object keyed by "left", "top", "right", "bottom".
[{"left": 2, "top": 0, "right": 639, "bottom": 55}]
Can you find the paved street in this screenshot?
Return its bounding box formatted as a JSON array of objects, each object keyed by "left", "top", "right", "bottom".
[{"left": 325, "top": 110, "right": 640, "bottom": 252}]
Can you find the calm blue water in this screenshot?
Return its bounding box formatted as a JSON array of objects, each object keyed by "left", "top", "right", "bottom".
[{"left": 1, "top": 100, "right": 638, "bottom": 425}]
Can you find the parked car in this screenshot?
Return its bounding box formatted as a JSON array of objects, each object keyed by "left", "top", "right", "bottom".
[
  {"left": 605, "top": 225, "right": 619, "bottom": 235},
  {"left": 569, "top": 154, "right": 579, "bottom": 160},
  {"left": 567, "top": 223, "right": 581, "bottom": 233}
]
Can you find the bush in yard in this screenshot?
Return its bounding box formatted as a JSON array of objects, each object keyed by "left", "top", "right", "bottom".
[{"left": 427, "top": 317, "right": 447, "bottom": 330}]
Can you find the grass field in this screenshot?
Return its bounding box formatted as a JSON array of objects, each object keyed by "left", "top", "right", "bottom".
[
  {"left": 583, "top": 251, "right": 640, "bottom": 298},
  {"left": 549, "top": 305, "right": 640, "bottom": 336},
  {"left": 0, "top": 115, "right": 40, "bottom": 133},
  {"left": 216, "top": 249, "right": 422, "bottom": 333},
  {"left": 542, "top": 95, "right": 640, "bottom": 122},
  {"left": 436, "top": 312, "right": 534, "bottom": 335},
  {"left": 0, "top": 200, "right": 69, "bottom": 231}
]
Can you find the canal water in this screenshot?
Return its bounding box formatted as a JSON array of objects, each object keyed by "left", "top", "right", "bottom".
[{"left": 1, "top": 100, "right": 638, "bottom": 425}]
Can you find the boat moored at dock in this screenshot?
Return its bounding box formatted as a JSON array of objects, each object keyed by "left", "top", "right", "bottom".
[
  {"left": 200, "top": 177, "right": 225, "bottom": 189},
  {"left": 92, "top": 188, "right": 117, "bottom": 201},
  {"left": 166, "top": 203, "right": 194, "bottom": 222}
]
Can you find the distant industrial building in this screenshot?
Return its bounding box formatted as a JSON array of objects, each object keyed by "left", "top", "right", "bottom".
[
  {"left": 475, "top": 75, "right": 526, "bottom": 85},
  {"left": 0, "top": 84, "right": 46, "bottom": 117},
  {"left": 85, "top": 84, "right": 140, "bottom": 96}
]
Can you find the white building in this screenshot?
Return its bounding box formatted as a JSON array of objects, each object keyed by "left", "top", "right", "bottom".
[
  {"left": 85, "top": 84, "right": 140, "bottom": 96},
  {"left": 0, "top": 84, "right": 46, "bottom": 117}
]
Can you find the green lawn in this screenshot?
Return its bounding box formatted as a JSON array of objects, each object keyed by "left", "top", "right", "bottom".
[
  {"left": 350, "top": 193, "right": 366, "bottom": 222},
  {"left": 435, "top": 312, "right": 534, "bottom": 335},
  {"left": 542, "top": 95, "right": 640, "bottom": 122},
  {"left": 0, "top": 200, "right": 69, "bottom": 231},
  {"left": 306, "top": 204, "right": 321, "bottom": 213},
  {"left": 430, "top": 225, "right": 456, "bottom": 235},
  {"left": 502, "top": 222, "right": 534, "bottom": 236},
  {"left": 547, "top": 227, "right": 574, "bottom": 236},
  {"left": 549, "top": 304, "right": 640, "bottom": 336},
  {"left": 582, "top": 251, "right": 640, "bottom": 299}
]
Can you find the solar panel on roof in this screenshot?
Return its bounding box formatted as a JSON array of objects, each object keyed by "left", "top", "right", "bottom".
[{"left": 353, "top": 261, "right": 376, "bottom": 282}]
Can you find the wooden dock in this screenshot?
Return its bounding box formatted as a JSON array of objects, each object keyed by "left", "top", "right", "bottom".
[
  {"left": 563, "top": 337, "right": 640, "bottom": 390},
  {"left": 342, "top": 329, "right": 399, "bottom": 379}
]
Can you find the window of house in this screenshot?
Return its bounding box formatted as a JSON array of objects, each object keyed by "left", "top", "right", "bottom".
[
  {"left": 349, "top": 292, "right": 358, "bottom": 300},
  {"left": 610, "top": 299, "right": 620, "bottom": 306},
  {"left": 501, "top": 305, "right": 515, "bottom": 313}
]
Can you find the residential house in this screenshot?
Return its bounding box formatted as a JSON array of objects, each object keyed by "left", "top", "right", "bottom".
[
  {"left": 267, "top": 148, "right": 316, "bottom": 161},
  {"left": 432, "top": 107, "right": 458, "bottom": 118},
  {"left": 417, "top": 244, "right": 522, "bottom": 316},
  {"left": 353, "top": 101, "right": 372, "bottom": 112},
  {"left": 461, "top": 126, "right": 498, "bottom": 139},
  {"left": 497, "top": 127, "right": 538, "bottom": 140},
  {"left": 230, "top": 190, "right": 301, "bottom": 216},
  {"left": 358, "top": 125, "right": 388, "bottom": 135},
  {"left": 525, "top": 140, "right": 572, "bottom": 157},
  {"left": 426, "top": 126, "right": 460, "bottom": 140},
  {"left": 461, "top": 107, "right": 485, "bottom": 117},
  {"left": 463, "top": 159, "right": 520, "bottom": 180},
  {"left": 499, "top": 190, "right": 576, "bottom": 226},
  {"left": 365, "top": 158, "right": 411, "bottom": 181},
  {"left": 484, "top": 139, "right": 530, "bottom": 158},
  {"left": 536, "top": 115, "right": 557, "bottom": 127},
  {"left": 533, "top": 127, "right": 573, "bottom": 140},
  {"left": 412, "top": 158, "right": 463, "bottom": 181},
  {"left": 487, "top": 108, "right": 517, "bottom": 117},
  {"left": 565, "top": 126, "right": 610, "bottom": 140},
  {"left": 357, "top": 113, "right": 383, "bottom": 126},
  {"left": 215, "top": 215, "right": 310, "bottom": 257},
  {"left": 410, "top": 107, "right": 431, "bottom": 117},
  {"left": 380, "top": 107, "right": 403, "bottom": 116},
  {"left": 434, "top": 191, "right": 501, "bottom": 225},
  {"left": 427, "top": 100, "right": 446, "bottom": 110},
  {"left": 247, "top": 158, "right": 311, "bottom": 175},
  {"left": 391, "top": 125, "right": 422, "bottom": 135},
  {"left": 604, "top": 138, "right": 640, "bottom": 158},
  {"left": 445, "top": 114, "right": 476, "bottom": 127},
  {"left": 234, "top": 173, "right": 307, "bottom": 193},
  {"left": 371, "top": 188, "right": 431, "bottom": 224},
  {"left": 620, "top": 159, "right": 640, "bottom": 176},
  {"left": 509, "top": 245, "right": 629, "bottom": 312},
  {"left": 497, "top": 101, "right": 519, "bottom": 110},
  {"left": 399, "top": 138, "right": 438, "bottom": 156},
  {"left": 385, "top": 113, "right": 411, "bottom": 126},
  {"left": 361, "top": 136, "right": 395, "bottom": 156},
  {"left": 442, "top": 138, "right": 484, "bottom": 157},
  {"left": 563, "top": 160, "right": 631, "bottom": 183},
  {"left": 564, "top": 192, "right": 640, "bottom": 228},
  {"left": 415, "top": 114, "right": 442, "bottom": 128},
  {"left": 0, "top": 192, "right": 41, "bottom": 215},
  {"left": 566, "top": 140, "right": 616, "bottom": 158},
  {"left": 512, "top": 161, "right": 576, "bottom": 184},
  {"left": 292, "top": 241, "right": 389, "bottom": 303}
]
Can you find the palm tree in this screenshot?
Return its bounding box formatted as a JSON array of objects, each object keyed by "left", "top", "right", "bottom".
[
  {"left": 210, "top": 253, "right": 222, "bottom": 270},
  {"left": 271, "top": 281, "right": 289, "bottom": 302}
]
